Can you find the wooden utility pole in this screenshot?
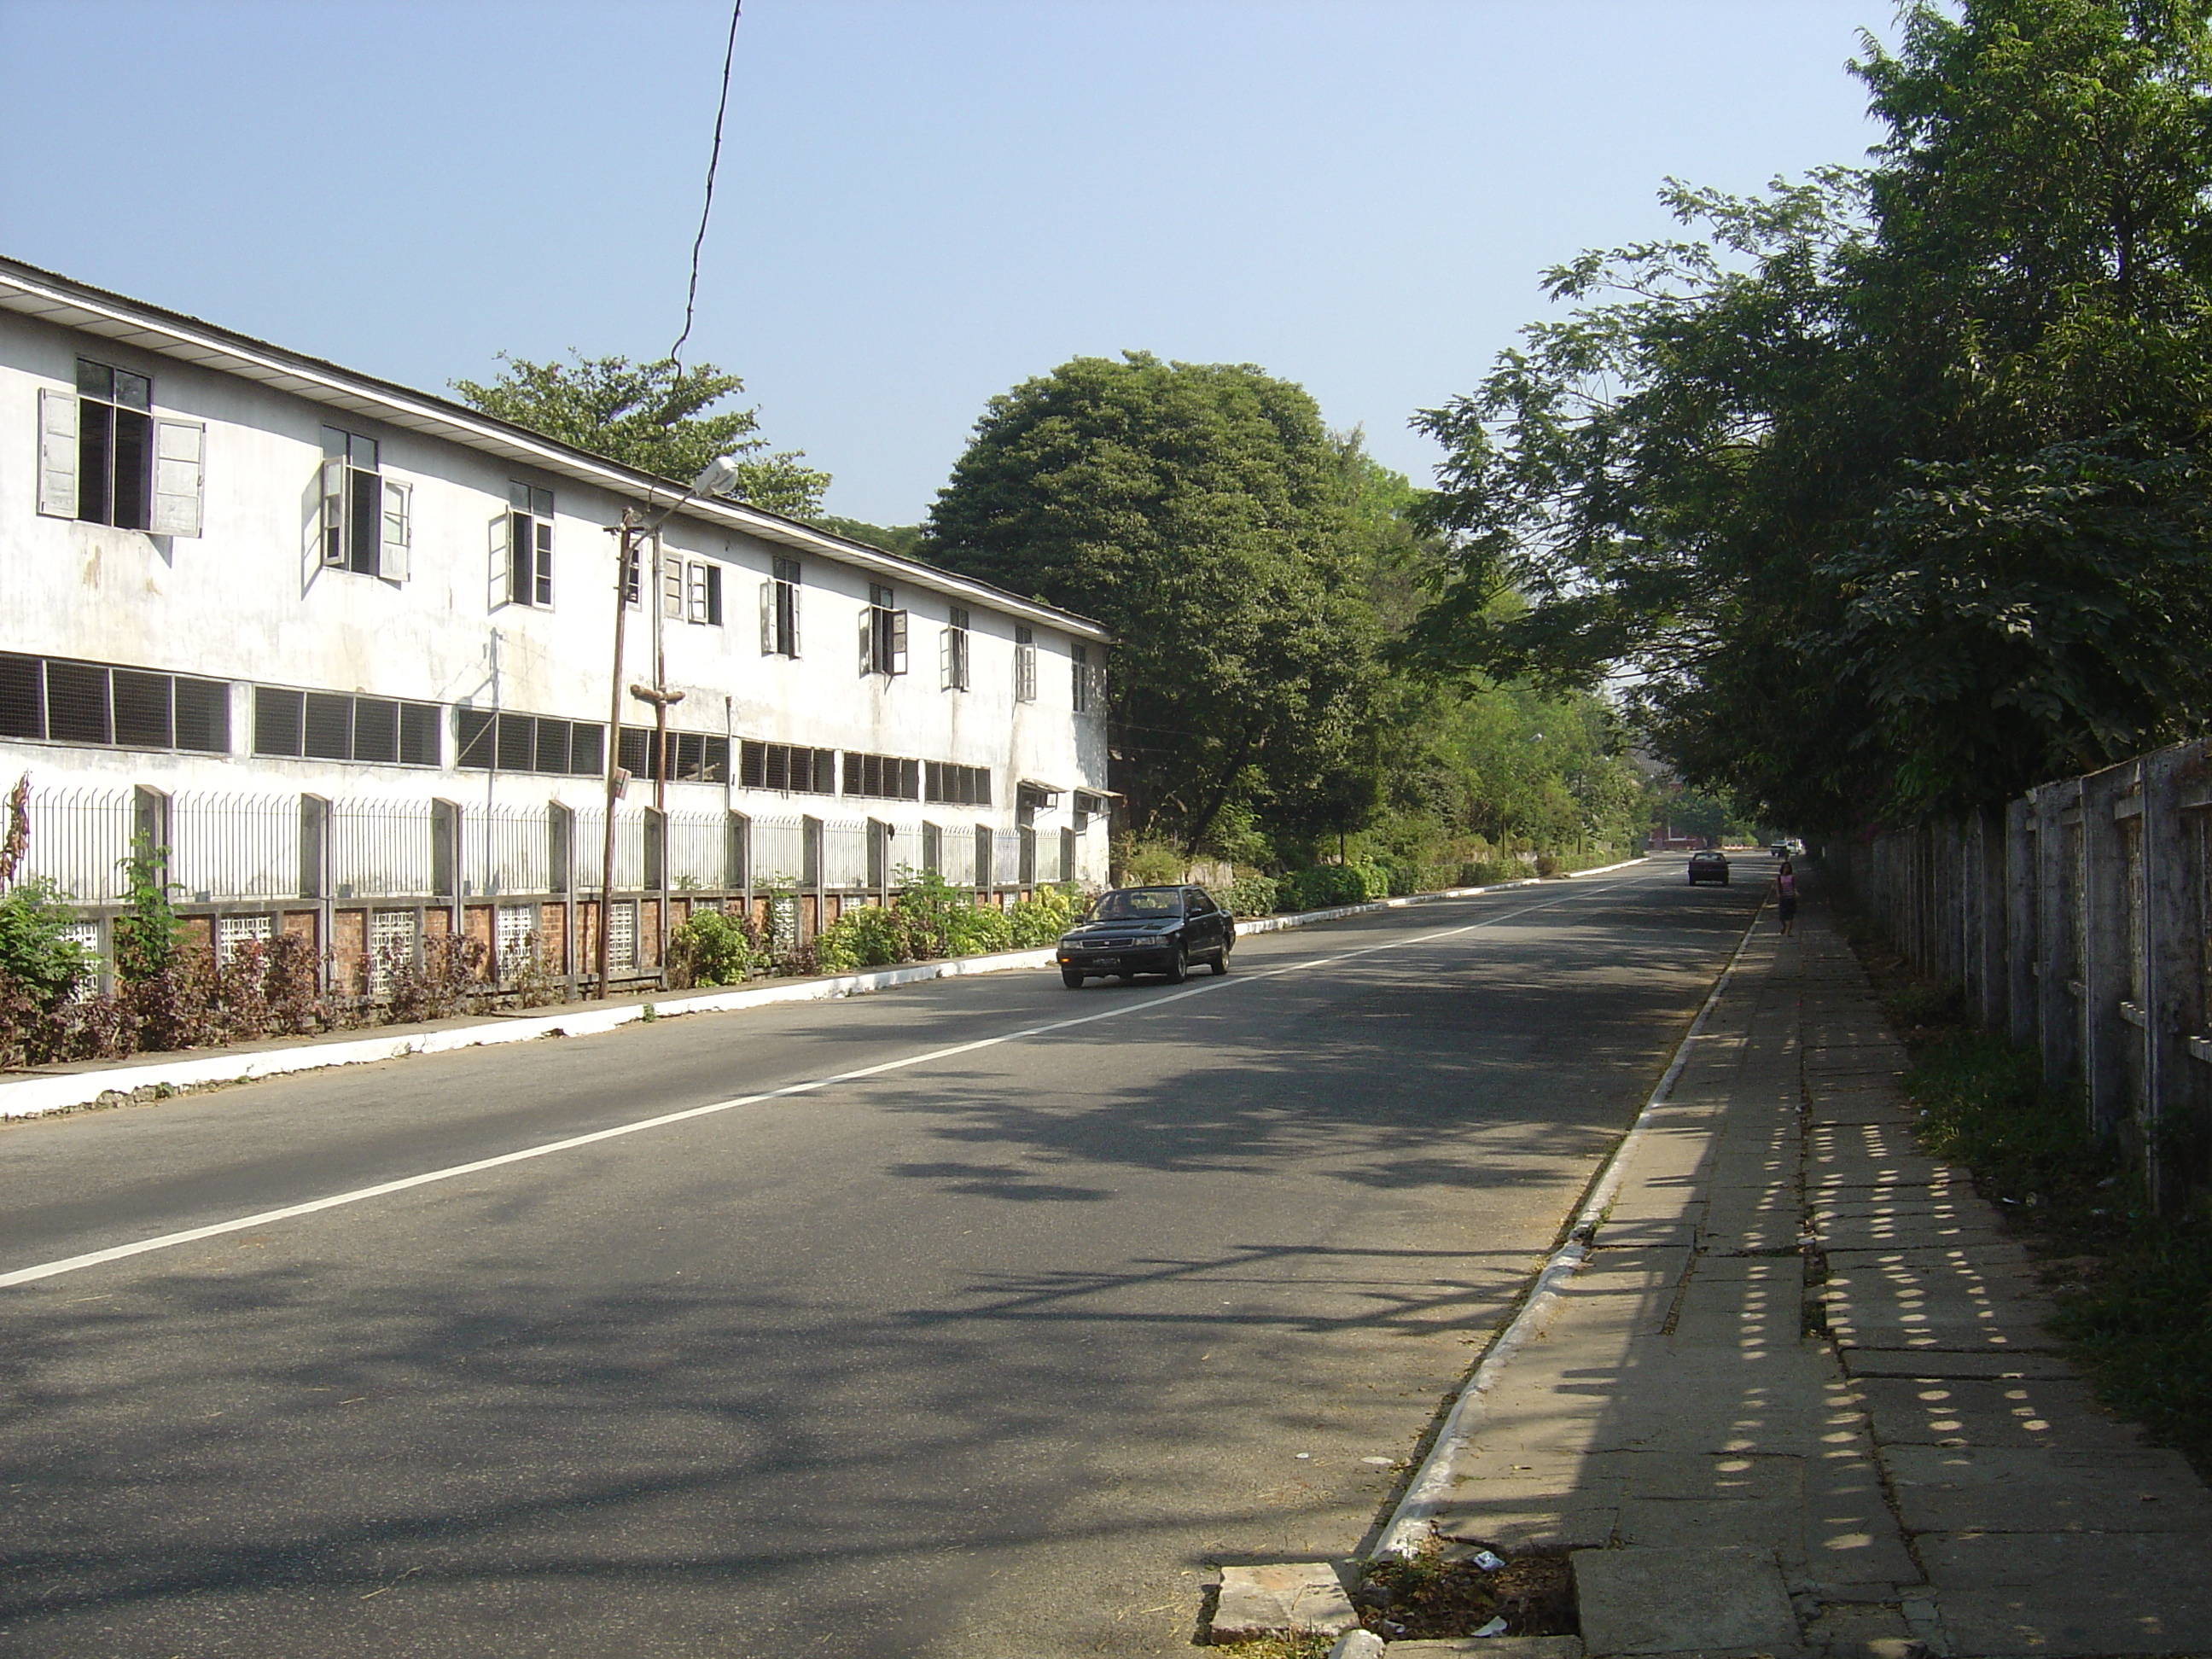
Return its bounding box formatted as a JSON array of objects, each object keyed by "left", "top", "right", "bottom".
[{"left": 597, "top": 514, "right": 638, "bottom": 1000}]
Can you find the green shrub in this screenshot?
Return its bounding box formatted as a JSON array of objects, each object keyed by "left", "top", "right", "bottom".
[
  {"left": 667, "top": 909, "right": 758, "bottom": 987},
  {"left": 1279, "top": 863, "right": 1388, "bottom": 911},
  {"left": 113, "top": 835, "right": 183, "bottom": 984},
  {"left": 1120, "top": 840, "right": 1184, "bottom": 884},
  {"left": 814, "top": 904, "right": 911, "bottom": 974},
  {"left": 944, "top": 900, "right": 1013, "bottom": 957},
  {"left": 1009, "top": 885, "right": 1083, "bottom": 948},
  {"left": 1225, "top": 873, "right": 1279, "bottom": 917},
  {"left": 0, "top": 877, "right": 94, "bottom": 1012}
]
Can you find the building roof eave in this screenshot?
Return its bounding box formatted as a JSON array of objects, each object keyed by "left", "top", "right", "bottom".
[{"left": 0, "top": 255, "right": 1112, "bottom": 643}]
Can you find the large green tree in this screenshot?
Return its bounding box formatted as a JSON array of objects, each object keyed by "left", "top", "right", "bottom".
[
  {"left": 1411, "top": 0, "right": 2212, "bottom": 828},
  {"left": 454, "top": 352, "right": 830, "bottom": 515},
  {"left": 925, "top": 352, "right": 1377, "bottom": 852}
]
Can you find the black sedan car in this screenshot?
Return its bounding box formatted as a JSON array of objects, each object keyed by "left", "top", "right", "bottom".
[
  {"left": 1687, "top": 849, "right": 1732, "bottom": 885},
  {"left": 1056, "top": 885, "right": 1234, "bottom": 987}
]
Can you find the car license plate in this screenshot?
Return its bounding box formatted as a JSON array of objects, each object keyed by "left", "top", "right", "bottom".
[{"left": 1091, "top": 956, "right": 1121, "bottom": 969}]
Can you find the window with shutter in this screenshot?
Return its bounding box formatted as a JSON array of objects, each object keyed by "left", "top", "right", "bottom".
[
  {"left": 1014, "top": 626, "right": 1038, "bottom": 702},
  {"left": 379, "top": 479, "right": 411, "bottom": 581},
  {"left": 506, "top": 483, "right": 554, "bottom": 607},
  {"left": 36, "top": 388, "right": 79, "bottom": 519},
  {"left": 73, "top": 360, "right": 153, "bottom": 529},
  {"left": 320, "top": 427, "right": 382, "bottom": 573},
  {"left": 149, "top": 419, "right": 205, "bottom": 538}
]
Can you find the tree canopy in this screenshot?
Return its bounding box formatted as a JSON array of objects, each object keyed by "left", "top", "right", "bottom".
[
  {"left": 1409, "top": 0, "right": 2212, "bottom": 830},
  {"left": 926, "top": 352, "right": 1382, "bottom": 852},
  {"left": 453, "top": 351, "right": 830, "bottom": 515}
]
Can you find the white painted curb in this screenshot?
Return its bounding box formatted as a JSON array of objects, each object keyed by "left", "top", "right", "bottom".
[
  {"left": 0, "top": 859, "right": 1649, "bottom": 1122},
  {"left": 1376, "top": 876, "right": 1759, "bottom": 1558}
]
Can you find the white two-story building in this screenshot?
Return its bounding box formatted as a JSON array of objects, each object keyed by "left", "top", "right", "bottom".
[{"left": 0, "top": 254, "right": 1111, "bottom": 989}]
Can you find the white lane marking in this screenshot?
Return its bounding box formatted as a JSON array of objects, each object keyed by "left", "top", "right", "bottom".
[{"left": 3, "top": 874, "right": 1656, "bottom": 1290}]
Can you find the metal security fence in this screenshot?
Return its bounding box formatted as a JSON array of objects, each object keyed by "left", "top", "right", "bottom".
[
  {"left": 17, "top": 784, "right": 132, "bottom": 901},
  {"left": 463, "top": 802, "right": 553, "bottom": 897},
  {"left": 334, "top": 797, "right": 435, "bottom": 899},
  {"left": 1837, "top": 737, "right": 2212, "bottom": 1208},
  {"left": 750, "top": 816, "right": 807, "bottom": 888},
  {"left": 171, "top": 789, "right": 301, "bottom": 902},
  {"left": 822, "top": 819, "right": 870, "bottom": 891}
]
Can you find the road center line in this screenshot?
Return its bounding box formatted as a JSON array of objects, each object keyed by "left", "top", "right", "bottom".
[{"left": 3, "top": 873, "right": 1657, "bottom": 1290}]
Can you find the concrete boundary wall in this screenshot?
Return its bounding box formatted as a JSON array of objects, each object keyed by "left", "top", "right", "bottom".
[
  {"left": 1835, "top": 737, "right": 2210, "bottom": 1208},
  {"left": 0, "top": 860, "right": 1647, "bottom": 1122}
]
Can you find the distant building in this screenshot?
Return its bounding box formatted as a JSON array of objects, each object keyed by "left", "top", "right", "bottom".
[{"left": 0, "top": 254, "right": 1110, "bottom": 988}]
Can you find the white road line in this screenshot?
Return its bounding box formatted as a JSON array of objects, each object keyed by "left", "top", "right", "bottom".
[{"left": 3, "top": 873, "right": 1656, "bottom": 1290}]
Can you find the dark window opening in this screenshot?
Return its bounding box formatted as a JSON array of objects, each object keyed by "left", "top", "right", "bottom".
[
  {"left": 255, "top": 684, "right": 435, "bottom": 765},
  {"left": 112, "top": 669, "right": 172, "bottom": 749},
  {"left": 508, "top": 483, "right": 555, "bottom": 607},
  {"left": 44, "top": 661, "right": 112, "bottom": 746},
  {"left": 76, "top": 359, "right": 154, "bottom": 530},
  {"left": 454, "top": 708, "right": 603, "bottom": 777}
]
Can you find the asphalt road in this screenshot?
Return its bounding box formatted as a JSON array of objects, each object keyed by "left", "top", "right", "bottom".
[{"left": 0, "top": 857, "right": 1763, "bottom": 1657}]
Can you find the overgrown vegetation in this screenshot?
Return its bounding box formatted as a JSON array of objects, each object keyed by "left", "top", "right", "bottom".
[
  {"left": 1848, "top": 922, "right": 2212, "bottom": 1476},
  {"left": 1409, "top": 0, "right": 2212, "bottom": 826}
]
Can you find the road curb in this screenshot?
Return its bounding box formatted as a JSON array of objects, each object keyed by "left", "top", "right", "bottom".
[
  {"left": 0, "top": 860, "right": 1649, "bottom": 1122},
  {"left": 1374, "top": 877, "right": 1762, "bottom": 1557}
]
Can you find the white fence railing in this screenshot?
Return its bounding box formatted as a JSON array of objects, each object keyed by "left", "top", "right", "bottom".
[
  {"left": 172, "top": 790, "right": 300, "bottom": 902},
  {"left": 6, "top": 788, "right": 1096, "bottom": 908},
  {"left": 18, "top": 785, "right": 132, "bottom": 902},
  {"left": 335, "top": 798, "right": 435, "bottom": 899}
]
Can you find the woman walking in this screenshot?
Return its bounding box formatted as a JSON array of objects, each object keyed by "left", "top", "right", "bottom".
[{"left": 1775, "top": 859, "right": 1798, "bottom": 936}]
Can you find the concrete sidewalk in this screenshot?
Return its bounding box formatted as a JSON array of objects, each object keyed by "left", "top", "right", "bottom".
[{"left": 1412, "top": 901, "right": 2212, "bottom": 1658}]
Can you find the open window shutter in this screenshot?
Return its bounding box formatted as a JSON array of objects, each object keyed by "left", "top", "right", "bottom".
[
  {"left": 939, "top": 626, "right": 953, "bottom": 690},
  {"left": 37, "top": 388, "right": 79, "bottom": 518},
  {"left": 319, "top": 458, "right": 348, "bottom": 566},
  {"left": 859, "top": 608, "right": 873, "bottom": 676},
  {"left": 760, "top": 580, "right": 775, "bottom": 654},
  {"left": 889, "top": 610, "right": 909, "bottom": 676},
  {"left": 789, "top": 585, "right": 800, "bottom": 656},
  {"left": 489, "top": 511, "right": 511, "bottom": 606},
  {"left": 379, "top": 479, "right": 411, "bottom": 581},
  {"left": 686, "top": 562, "right": 706, "bottom": 622},
  {"left": 148, "top": 419, "right": 206, "bottom": 537}
]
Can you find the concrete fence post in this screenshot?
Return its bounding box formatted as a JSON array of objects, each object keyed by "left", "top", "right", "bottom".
[
  {"left": 2080, "top": 762, "right": 2133, "bottom": 1142},
  {"left": 2006, "top": 798, "right": 2035, "bottom": 1047},
  {"left": 2142, "top": 742, "right": 2206, "bottom": 1209},
  {"left": 2034, "top": 781, "right": 2080, "bottom": 1087}
]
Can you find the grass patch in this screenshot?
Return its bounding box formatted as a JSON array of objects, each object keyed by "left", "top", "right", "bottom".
[
  {"left": 1840, "top": 917, "right": 2212, "bottom": 1477},
  {"left": 1208, "top": 1637, "right": 1333, "bottom": 1659}
]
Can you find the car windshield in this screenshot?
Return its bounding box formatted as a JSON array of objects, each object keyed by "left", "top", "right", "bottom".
[{"left": 1086, "top": 888, "right": 1185, "bottom": 922}]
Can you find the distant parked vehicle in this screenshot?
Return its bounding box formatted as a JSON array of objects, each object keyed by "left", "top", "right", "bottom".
[
  {"left": 1770, "top": 841, "right": 1790, "bottom": 859},
  {"left": 1055, "top": 885, "right": 1234, "bottom": 987},
  {"left": 1688, "top": 850, "right": 1732, "bottom": 886}
]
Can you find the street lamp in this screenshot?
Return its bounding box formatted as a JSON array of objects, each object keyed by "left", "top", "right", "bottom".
[{"left": 596, "top": 456, "right": 745, "bottom": 999}]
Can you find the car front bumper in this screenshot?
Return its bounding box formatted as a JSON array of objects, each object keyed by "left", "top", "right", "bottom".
[{"left": 1057, "top": 939, "right": 1184, "bottom": 975}]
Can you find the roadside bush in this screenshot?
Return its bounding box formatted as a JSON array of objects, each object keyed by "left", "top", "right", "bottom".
[
  {"left": 813, "top": 904, "right": 910, "bottom": 974},
  {"left": 944, "top": 900, "right": 1013, "bottom": 957},
  {"left": 890, "top": 867, "right": 975, "bottom": 961},
  {"left": 1534, "top": 853, "right": 1563, "bottom": 878},
  {"left": 0, "top": 876, "right": 94, "bottom": 1015},
  {"left": 1009, "top": 885, "right": 1083, "bottom": 948},
  {"left": 1118, "top": 840, "right": 1185, "bottom": 885},
  {"left": 380, "top": 934, "right": 488, "bottom": 1025},
  {"left": 1225, "top": 874, "right": 1279, "bottom": 917},
  {"left": 667, "top": 909, "right": 759, "bottom": 987},
  {"left": 1279, "top": 863, "right": 1388, "bottom": 912}
]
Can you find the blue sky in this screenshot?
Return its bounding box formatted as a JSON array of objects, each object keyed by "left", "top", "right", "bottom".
[{"left": 1, "top": 1, "right": 1889, "bottom": 526}]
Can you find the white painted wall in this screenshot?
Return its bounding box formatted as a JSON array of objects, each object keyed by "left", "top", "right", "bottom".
[{"left": 0, "top": 298, "right": 1109, "bottom": 888}]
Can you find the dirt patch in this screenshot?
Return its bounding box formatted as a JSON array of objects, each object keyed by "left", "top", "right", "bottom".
[{"left": 1353, "top": 1545, "right": 1576, "bottom": 1641}]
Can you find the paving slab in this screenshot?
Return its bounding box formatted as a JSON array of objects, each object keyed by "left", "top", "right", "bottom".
[
  {"left": 1212, "top": 1563, "right": 1360, "bottom": 1642},
  {"left": 1571, "top": 1545, "right": 1799, "bottom": 1656},
  {"left": 1848, "top": 1374, "right": 2145, "bottom": 1452},
  {"left": 1916, "top": 1532, "right": 2212, "bottom": 1655},
  {"left": 1837, "top": 1348, "right": 2078, "bottom": 1380},
  {"left": 1881, "top": 1442, "right": 2212, "bottom": 1534}
]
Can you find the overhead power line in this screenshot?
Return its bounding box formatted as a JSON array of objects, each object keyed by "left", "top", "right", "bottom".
[{"left": 667, "top": 0, "right": 742, "bottom": 375}]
